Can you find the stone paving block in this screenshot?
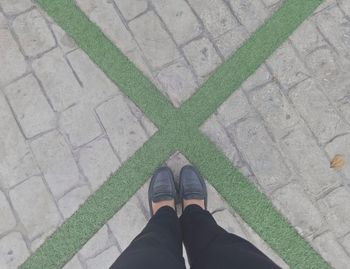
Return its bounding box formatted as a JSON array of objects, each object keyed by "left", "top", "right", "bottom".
[
  {"left": 241, "top": 64, "right": 272, "bottom": 91},
  {"left": 79, "top": 225, "right": 114, "bottom": 260},
  {"left": 0, "top": 13, "right": 27, "bottom": 87},
  {"left": 188, "top": 0, "right": 237, "bottom": 39},
  {"left": 129, "top": 11, "right": 180, "bottom": 69},
  {"left": 96, "top": 95, "right": 150, "bottom": 162},
  {"left": 228, "top": 0, "right": 269, "bottom": 33},
  {"left": 156, "top": 58, "right": 198, "bottom": 107},
  {"left": 230, "top": 117, "right": 290, "bottom": 193},
  {"left": 0, "top": 0, "right": 33, "bottom": 15},
  {"left": 33, "top": 48, "right": 82, "bottom": 112},
  {"left": 249, "top": 82, "right": 299, "bottom": 139},
  {"left": 78, "top": 138, "right": 121, "bottom": 192},
  {"left": 151, "top": 0, "right": 201, "bottom": 45},
  {"left": 0, "top": 190, "right": 16, "bottom": 234},
  {"left": 289, "top": 79, "right": 349, "bottom": 144},
  {"left": 51, "top": 24, "right": 77, "bottom": 54},
  {"left": 58, "top": 185, "right": 91, "bottom": 219},
  {"left": 114, "top": 0, "right": 148, "bottom": 21},
  {"left": 325, "top": 134, "right": 350, "bottom": 180},
  {"left": 183, "top": 37, "right": 222, "bottom": 78},
  {"left": 215, "top": 25, "right": 249, "bottom": 59},
  {"left": 290, "top": 20, "right": 327, "bottom": 57},
  {"left": 261, "top": 0, "right": 281, "bottom": 7},
  {"left": 59, "top": 104, "right": 102, "bottom": 148},
  {"left": 76, "top": 0, "right": 136, "bottom": 54},
  {"left": 85, "top": 245, "right": 120, "bottom": 269},
  {"left": 272, "top": 183, "right": 324, "bottom": 236},
  {"left": 318, "top": 187, "right": 350, "bottom": 238},
  {"left": 343, "top": 233, "right": 350, "bottom": 255},
  {"left": 9, "top": 176, "right": 61, "bottom": 241},
  {"left": 201, "top": 114, "right": 242, "bottom": 164},
  {"left": 212, "top": 210, "right": 246, "bottom": 238},
  {"left": 0, "top": 232, "right": 29, "bottom": 269},
  {"left": 339, "top": 0, "right": 350, "bottom": 16},
  {"left": 63, "top": 256, "right": 83, "bottom": 269},
  {"left": 0, "top": 94, "right": 39, "bottom": 188},
  {"left": 267, "top": 42, "right": 310, "bottom": 90},
  {"left": 67, "top": 49, "right": 120, "bottom": 106},
  {"left": 12, "top": 9, "right": 55, "bottom": 57},
  {"left": 4, "top": 75, "right": 56, "bottom": 138},
  {"left": 108, "top": 195, "right": 148, "bottom": 250},
  {"left": 314, "top": 6, "right": 350, "bottom": 59},
  {"left": 313, "top": 232, "right": 350, "bottom": 269},
  {"left": 281, "top": 127, "right": 340, "bottom": 196},
  {"left": 30, "top": 130, "right": 81, "bottom": 199},
  {"left": 216, "top": 89, "right": 252, "bottom": 127}
]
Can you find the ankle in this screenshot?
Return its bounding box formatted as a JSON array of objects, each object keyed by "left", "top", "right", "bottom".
[
  {"left": 183, "top": 199, "right": 205, "bottom": 210},
  {"left": 152, "top": 200, "right": 175, "bottom": 214}
]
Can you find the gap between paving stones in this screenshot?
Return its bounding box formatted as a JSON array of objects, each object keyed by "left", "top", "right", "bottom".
[{"left": 21, "top": 0, "right": 328, "bottom": 268}]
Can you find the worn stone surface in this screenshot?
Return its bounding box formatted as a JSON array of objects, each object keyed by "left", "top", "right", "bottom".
[
  {"left": 85, "top": 246, "right": 120, "bottom": 269},
  {"left": 215, "top": 26, "right": 248, "bottom": 59},
  {"left": 0, "top": 0, "right": 33, "bottom": 15},
  {"left": 114, "top": 0, "right": 148, "bottom": 20},
  {"left": 0, "top": 232, "right": 29, "bottom": 269},
  {"left": 4, "top": 75, "right": 56, "bottom": 138},
  {"left": 0, "top": 190, "right": 16, "bottom": 234},
  {"left": 12, "top": 9, "right": 55, "bottom": 57},
  {"left": 62, "top": 256, "right": 83, "bottom": 269},
  {"left": 58, "top": 185, "right": 91, "bottom": 219}
]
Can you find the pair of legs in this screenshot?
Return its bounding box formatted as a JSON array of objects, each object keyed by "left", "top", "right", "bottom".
[{"left": 110, "top": 166, "right": 281, "bottom": 269}]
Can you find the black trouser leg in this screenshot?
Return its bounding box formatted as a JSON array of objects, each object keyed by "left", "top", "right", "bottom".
[
  {"left": 180, "top": 205, "right": 281, "bottom": 269},
  {"left": 110, "top": 206, "right": 186, "bottom": 269}
]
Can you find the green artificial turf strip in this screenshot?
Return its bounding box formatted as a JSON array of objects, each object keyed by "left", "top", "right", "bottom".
[
  {"left": 21, "top": 0, "right": 329, "bottom": 268},
  {"left": 179, "top": 129, "right": 330, "bottom": 269}
]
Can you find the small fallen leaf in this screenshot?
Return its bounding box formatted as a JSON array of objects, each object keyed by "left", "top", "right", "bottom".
[{"left": 330, "top": 154, "right": 345, "bottom": 170}]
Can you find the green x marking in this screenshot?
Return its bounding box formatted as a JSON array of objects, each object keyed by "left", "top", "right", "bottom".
[{"left": 21, "top": 0, "right": 329, "bottom": 268}]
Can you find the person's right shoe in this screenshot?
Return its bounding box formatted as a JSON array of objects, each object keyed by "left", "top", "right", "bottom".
[{"left": 179, "top": 165, "right": 208, "bottom": 211}]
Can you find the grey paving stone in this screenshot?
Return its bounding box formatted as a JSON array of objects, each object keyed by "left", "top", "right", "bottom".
[
  {"left": 58, "top": 185, "right": 91, "bottom": 219},
  {"left": 230, "top": 117, "right": 290, "bottom": 193},
  {"left": 216, "top": 89, "right": 252, "bottom": 127},
  {"left": 249, "top": 82, "right": 299, "bottom": 139},
  {"left": 79, "top": 225, "right": 114, "bottom": 260},
  {"left": 66, "top": 49, "right": 120, "bottom": 106},
  {"left": 114, "top": 0, "right": 148, "bottom": 20},
  {"left": 156, "top": 58, "right": 198, "bottom": 107},
  {"left": 33, "top": 48, "right": 82, "bottom": 112},
  {"left": 12, "top": 9, "right": 55, "bottom": 57},
  {"left": 241, "top": 64, "right": 272, "bottom": 91},
  {"left": 314, "top": 6, "right": 350, "bottom": 59},
  {"left": 4, "top": 75, "right": 56, "bottom": 138},
  {"left": 267, "top": 42, "right": 310, "bottom": 90},
  {"left": 318, "top": 187, "right": 350, "bottom": 238},
  {"left": 76, "top": 0, "right": 137, "bottom": 54},
  {"left": 151, "top": 0, "right": 201, "bottom": 45},
  {"left": 213, "top": 210, "right": 246, "bottom": 238},
  {"left": 188, "top": 0, "right": 237, "bottom": 39},
  {"left": 228, "top": 0, "right": 269, "bottom": 33},
  {"left": 215, "top": 25, "right": 248, "bottom": 59},
  {"left": 339, "top": 0, "right": 350, "bottom": 16},
  {"left": 272, "top": 183, "right": 324, "bottom": 236},
  {"left": 78, "top": 138, "right": 121, "bottom": 192},
  {"left": 0, "top": 0, "right": 33, "bottom": 15},
  {"left": 0, "top": 190, "right": 16, "bottom": 234},
  {"left": 63, "top": 256, "right": 83, "bottom": 269},
  {"left": 261, "top": 0, "right": 281, "bottom": 7},
  {"left": 108, "top": 195, "right": 147, "bottom": 250},
  {"left": 9, "top": 176, "right": 61, "bottom": 241},
  {"left": 183, "top": 37, "right": 222, "bottom": 78},
  {"left": 0, "top": 13, "right": 27, "bottom": 87},
  {"left": 51, "top": 24, "right": 77, "bottom": 54},
  {"left": 59, "top": 104, "right": 102, "bottom": 148},
  {"left": 85, "top": 245, "right": 120, "bottom": 269},
  {"left": 30, "top": 130, "right": 81, "bottom": 199},
  {"left": 325, "top": 134, "right": 350, "bottom": 181},
  {"left": 129, "top": 11, "right": 180, "bottom": 69},
  {"left": 313, "top": 232, "right": 350, "bottom": 269},
  {"left": 342, "top": 233, "right": 350, "bottom": 255},
  {"left": 0, "top": 232, "right": 29, "bottom": 269},
  {"left": 289, "top": 79, "right": 349, "bottom": 144},
  {"left": 281, "top": 127, "right": 340, "bottom": 197},
  {"left": 0, "top": 93, "right": 39, "bottom": 188},
  {"left": 96, "top": 95, "right": 150, "bottom": 162}
]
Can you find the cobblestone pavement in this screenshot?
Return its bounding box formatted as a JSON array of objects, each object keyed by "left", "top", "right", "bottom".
[{"left": 1, "top": 0, "right": 350, "bottom": 268}]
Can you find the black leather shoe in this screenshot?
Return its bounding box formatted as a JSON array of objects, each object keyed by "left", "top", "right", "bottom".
[
  {"left": 179, "top": 165, "right": 208, "bottom": 211},
  {"left": 148, "top": 167, "right": 177, "bottom": 215}
]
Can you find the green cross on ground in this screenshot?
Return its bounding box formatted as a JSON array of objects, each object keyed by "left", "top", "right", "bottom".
[{"left": 21, "top": 0, "right": 329, "bottom": 268}]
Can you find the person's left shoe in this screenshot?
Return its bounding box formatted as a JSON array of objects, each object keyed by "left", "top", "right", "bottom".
[{"left": 148, "top": 167, "right": 177, "bottom": 216}]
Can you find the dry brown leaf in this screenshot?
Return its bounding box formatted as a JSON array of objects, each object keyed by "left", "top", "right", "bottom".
[{"left": 330, "top": 154, "right": 345, "bottom": 170}]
